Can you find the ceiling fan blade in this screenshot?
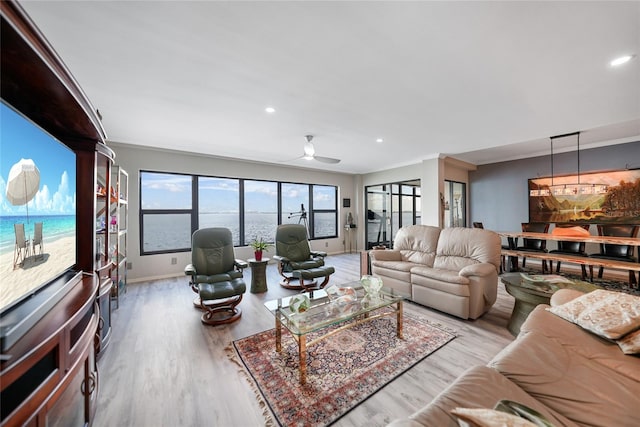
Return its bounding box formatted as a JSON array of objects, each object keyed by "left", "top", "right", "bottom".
[{"left": 314, "top": 156, "right": 341, "bottom": 164}]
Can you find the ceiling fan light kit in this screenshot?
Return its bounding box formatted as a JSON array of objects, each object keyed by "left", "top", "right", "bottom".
[{"left": 299, "top": 135, "right": 341, "bottom": 164}]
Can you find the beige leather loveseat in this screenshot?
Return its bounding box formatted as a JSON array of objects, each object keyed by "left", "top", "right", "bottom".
[
  {"left": 369, "top": 225, "right": 501, "bottom": 319},
  {"left": 388, "top": 289, "right": 640, "bottom": 426}
]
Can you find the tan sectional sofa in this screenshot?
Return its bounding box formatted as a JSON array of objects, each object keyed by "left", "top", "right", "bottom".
[
  {"left": 388, "top": 289, "right": 640, "bottom": 427},
  {"left": 369, "top": 225, "right": 502, "bottom": 319}
]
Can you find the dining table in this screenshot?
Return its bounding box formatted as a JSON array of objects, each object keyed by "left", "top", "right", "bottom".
[{"left": 497, "top": 230, "right": 640, "bottom": 285}]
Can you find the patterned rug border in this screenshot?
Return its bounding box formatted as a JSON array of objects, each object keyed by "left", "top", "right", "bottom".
[{"left": 226, "top": 312, "right": 457, "bottom": 427}]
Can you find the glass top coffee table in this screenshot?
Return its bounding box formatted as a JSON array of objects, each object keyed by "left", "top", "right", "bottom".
[
  {"left": 501, "top": 272, "right": 601, "bottom": 336},
  {"left": 264, "top": 282, "right": 407, "bottom": 384}
]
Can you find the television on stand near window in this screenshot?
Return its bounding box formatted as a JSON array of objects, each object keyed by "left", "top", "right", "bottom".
[{"left": 0, "top": 100, "right": 79, "bottom": 351}]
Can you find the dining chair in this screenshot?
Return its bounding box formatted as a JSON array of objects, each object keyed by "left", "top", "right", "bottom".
[
  {"left": 588, "top": 224, "right": 639, "bottom": 286},
  {"left": 548, "top": 223, "right": 590, "bottom": 279},
  {"left": 516, "top": 222, "right": 550, "bottom": 273}
]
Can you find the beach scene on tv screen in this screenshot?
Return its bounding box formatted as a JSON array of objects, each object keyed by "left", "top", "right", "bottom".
[{"left": 0, "top": 102, "right": 77, "bottom": 312}]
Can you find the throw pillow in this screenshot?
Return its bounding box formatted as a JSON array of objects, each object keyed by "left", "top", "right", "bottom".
[
  {"left": 451, "top": 408, "right": 537, "bottom": 427},
  {"left": 547, "top": 289, "right": 640, "bottom": 339},
  {"left": 616, "top": 328, "right": 640, "bottom": 355}
]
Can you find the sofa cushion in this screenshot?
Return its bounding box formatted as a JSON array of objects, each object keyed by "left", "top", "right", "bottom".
[
  {"left": 521, "top": 305, "right": 640, "bottom": 382},
  {"left": 393, "top": 366, "right": 576, "bottom": 427},
  {"left": 393, "top": 224, "right": 440, "bottom": 266},
  {"left": 411, "top": 266, "right": 469, "bottom": 285},
  {"left": 371, "top": 259, "right": 416, "bottom": 272},
  {"left": 547, "top": 289, "right": 640, "bottom": 339},
  {"left": 434, "top": 228, "right": 502, "bottom": 271},
  {"left": 491, "top": 311, "right": 640, "bottom": 427}
]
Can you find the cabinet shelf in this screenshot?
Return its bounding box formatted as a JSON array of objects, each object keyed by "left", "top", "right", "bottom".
[{"left": 110, "top": 165, "right": 128, "bottom": 309}]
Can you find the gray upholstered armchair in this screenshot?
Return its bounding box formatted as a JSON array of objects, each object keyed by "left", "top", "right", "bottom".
[
  {"left": 273, "top": 224, "right": 335, "bottom": 291},
  {"left": 185, "top": 227, "right": 248, "bottom": 325}
]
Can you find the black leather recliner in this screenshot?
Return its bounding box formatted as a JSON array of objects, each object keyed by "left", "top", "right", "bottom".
[
  {"left": 185, "top": 227, "right": 247, "bottom": 325},
  {"left": 273, "top": 224, "right": 335, "bottom": 291}
]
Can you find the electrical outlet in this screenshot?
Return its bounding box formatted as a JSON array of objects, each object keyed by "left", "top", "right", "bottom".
[
  {"left": 171, "top": 257, "right": 177, "bottom": 265},
  {"left": 126, "top": 262, "right": 132, "bottom": 270},
  {"left": 325, "top": 242, "right": 329, "bottom": 247}
]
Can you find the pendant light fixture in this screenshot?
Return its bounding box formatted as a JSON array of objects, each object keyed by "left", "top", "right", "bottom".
[{"left": 530, "top": 131, "right": 608, "bottom": 197}]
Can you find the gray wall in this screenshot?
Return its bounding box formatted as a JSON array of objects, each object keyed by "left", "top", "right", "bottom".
[{"left": 469, "top": 141, "right": 640, "bottom": 232}]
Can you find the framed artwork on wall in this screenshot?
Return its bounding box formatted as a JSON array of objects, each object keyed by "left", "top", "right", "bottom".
[{"left": 528, "top": 168, "right": 640, "bottom": 224}]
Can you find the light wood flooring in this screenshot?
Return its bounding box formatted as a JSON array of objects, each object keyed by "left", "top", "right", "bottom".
[{"left": 93, "top": 253, "right": 519, "bottom": 427}]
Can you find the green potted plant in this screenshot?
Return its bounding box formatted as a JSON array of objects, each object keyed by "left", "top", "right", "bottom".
[{"left": 249, "top": 237, "right": 272, "bottom": 261}]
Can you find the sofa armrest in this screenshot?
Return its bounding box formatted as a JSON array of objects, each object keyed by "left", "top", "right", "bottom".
[
  {"left": 235, "top": 259, "right": 248, "bottom": 270},
  {"left": 459, "top": 263, "right": 496, "bottom": 277},
  {"left": 273, "top": 254, "right": 290, "bottom": 263},
  {"left": 310, "top": 250, "right": 327, "bottom": 258},
  {"left": 369, "top": 249, "right": 402, "bottom": 262},
  {"left": 550, "top": 288, "right": 585, "bottom": 306}
]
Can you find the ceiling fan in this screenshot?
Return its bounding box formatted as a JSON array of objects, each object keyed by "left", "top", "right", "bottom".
[{"left": 299, "top": 135, "right": 341, "bottom": 164}]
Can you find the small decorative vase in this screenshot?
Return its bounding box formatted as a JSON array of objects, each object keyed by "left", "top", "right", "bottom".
[
  {"left": 360, "top": 275, "right": 383, "bottom": 296},
  {"left": 289, "top": 293, "right": 310, "bottom": 314},
  {"left": 254, "top": 250, "right": 262, "bottom": 261}
]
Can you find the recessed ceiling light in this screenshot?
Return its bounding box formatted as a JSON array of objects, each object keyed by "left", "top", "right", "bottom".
[
  {"left": 376, "top": 138, "right": 383, "bottom": 143},
  {"left": 265, "top": 106, "right": 276, "bottom": 113},
  {"left": 610, "top": 55, "right": 634, "bottom": 67}
]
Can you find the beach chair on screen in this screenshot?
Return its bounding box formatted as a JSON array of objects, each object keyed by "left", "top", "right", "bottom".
[
  {"left": 32, "top": 222, "right": 43, "bottom": 259},
  {"left": 13, "top": 223, "right": 30, "bottom": 269}
]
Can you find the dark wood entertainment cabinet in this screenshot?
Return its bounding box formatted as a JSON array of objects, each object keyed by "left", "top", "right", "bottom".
[{"left": 1, "top": 1, "right": 114, "bottom": 425}]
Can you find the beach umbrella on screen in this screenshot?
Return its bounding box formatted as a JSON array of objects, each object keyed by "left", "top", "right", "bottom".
[{"left": 6, "top": 158, "right": 40, "bottom": 223}]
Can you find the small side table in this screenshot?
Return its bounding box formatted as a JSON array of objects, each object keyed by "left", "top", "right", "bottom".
[
  {"left": 248, "top": 257, "right": 269, "bottom": 293},
  {"left": 503, "top": 281, "right": 551, "bottom": 336},
  {"left": 501, "top": 273, "right": 600, "bottom": 336}
]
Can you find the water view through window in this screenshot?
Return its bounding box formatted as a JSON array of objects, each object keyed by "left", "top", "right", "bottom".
[{"left": 140, "top": 172, "right": 338, "bottom": 254}]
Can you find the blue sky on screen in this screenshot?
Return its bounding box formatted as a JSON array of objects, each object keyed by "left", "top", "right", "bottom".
[{"left": 0, "top": 102, "right": 76, "bottom": 216}]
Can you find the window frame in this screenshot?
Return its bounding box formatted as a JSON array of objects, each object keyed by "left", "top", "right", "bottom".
[
  {"left": 139, "top": 171, "right": 338, "bottom": 255},
  {"left": 139, "top": 171, "right": 196, "bottom": 255}
]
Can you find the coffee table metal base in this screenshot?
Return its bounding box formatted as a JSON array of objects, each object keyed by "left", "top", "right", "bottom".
[{"left": 275, "top": 300, "right": 403, "bottom": 384}]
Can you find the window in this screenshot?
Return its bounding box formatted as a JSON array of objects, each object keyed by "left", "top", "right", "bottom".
[
  {"left": 140, "top": 172, "right": 193, "bottom": 254},
  {"left": 281, "top": 183, "right": 309, "bottom": 227},
  {"left": 140, "top": 172, "right": 338, "bottom": 255},
  {"left": 198, "top": 177, "right": 240, "bottom": 244},
  {"left": 244, "top": 180, "right": 277, "bottom": 244},
  {"left": 312, "top": 185, "right": 337, "bottom": 238}
]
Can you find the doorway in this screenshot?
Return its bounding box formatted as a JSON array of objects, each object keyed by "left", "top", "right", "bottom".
[
  {"left": 365, "top": 180, "right": 420, "bottom": 249},
  {"left": 443, "top": 180, "right": 466, "bottom": 228}
]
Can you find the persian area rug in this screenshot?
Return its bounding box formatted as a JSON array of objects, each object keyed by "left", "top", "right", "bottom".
[{"left": 227, "top": 311, "right": 456, "bottom": 427}]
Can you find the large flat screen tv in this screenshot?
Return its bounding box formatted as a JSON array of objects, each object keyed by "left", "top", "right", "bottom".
[{"left": 0, "top": 100, "right": 78, "bottom": 351}]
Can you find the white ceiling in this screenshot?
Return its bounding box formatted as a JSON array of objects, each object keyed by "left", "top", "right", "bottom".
[{"left": 20, "top": 1, "right": 640, "bottom": 174}]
